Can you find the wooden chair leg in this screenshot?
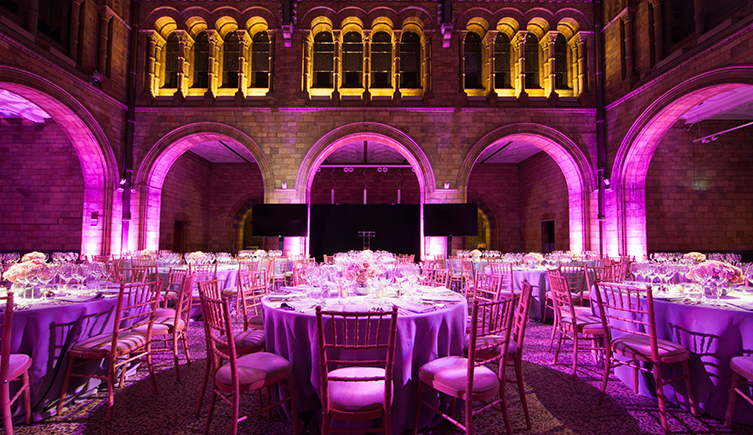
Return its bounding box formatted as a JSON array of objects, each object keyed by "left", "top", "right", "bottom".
[
  {"left": 22, "top": 370, "right": 31, "bottom": 425},
  {"left": 196, "top": 358, "right": 211, "bottom": 417},
  {"left": 2, "top": 381, "right": 13, "bottom": 435},
  {"left": 681, "top": 359, "right": 698, "bottom": 416},
  {"left": 181, "top": 331, "right": 192, "bottom": 364},
  {"left": 514, "top": 358, "right": 531, "bottom": 429},
  {"left": 653, "top": 363, "right": 669, "bottom": 433},
  {"left": 57, "top": 355, "right": 76, "bottom": 416},
  {"left": 465, "top": 393, "right": 473, "bottom": 435},
  {"left": 599, "top": 351, "right": 612, "bottom": 405},
  {"left": 412, "top": 381, "right": 424, "bottom": 435},
  {"left": 202, "top": 386, "right": 217, "bottom": 435},
  {"left": 286, "top": 376, "right": 301, "bottom": 435},
  {"left": 572, "top": 330, "right": 579, "bottom": 380},
  {"left": 173, "top": 332, "right": 181, "bottom": 382},
  {"left": 107, "top": 357, "right": 116, "bottom": 421},
  {"left": 725, "top": 370, "right": 740, "bottom": 427}
]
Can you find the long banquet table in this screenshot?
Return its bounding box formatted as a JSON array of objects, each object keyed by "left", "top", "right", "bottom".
[
  {"left": 261, "top": 288, "right": 467, "bottom": 434},
  {"left": 2, "top": 293, "right": 120, "bottom": 422},
  {"left": 611, "top": 287, "right": 753, "bottom": 425}
]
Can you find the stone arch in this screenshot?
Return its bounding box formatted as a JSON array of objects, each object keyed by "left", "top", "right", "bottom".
[
  {"left": 0, "top": 66, "right": 118, "bottom": 257},
  {"left": 611, "top": 66, "right": 753, "bottom": 259},
  {"left": 135, "top": 122, "right": 273, "bottom": 250},
  {"left": 459, "top": 123, "right": 594, "bottom": 252},
  {"left": 297, "top": 123, "right": 436, "bottom": 258}
]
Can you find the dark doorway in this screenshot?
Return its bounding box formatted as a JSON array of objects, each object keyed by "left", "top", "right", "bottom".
[
  {"left": 173, "top": 220, "right": 187, "bottom": 253},
  {"left": 541, "top": 220, "right": 555, "bottom": 253}
]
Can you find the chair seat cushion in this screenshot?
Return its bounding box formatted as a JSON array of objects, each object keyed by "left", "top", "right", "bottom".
[
  {"left": 133, "top": 317, "right": 185, "bottom": 336},
  {"left": 8, "top": 354, "right": 32, "bottom": 379},
  {"left": 248, "top": 315, "right": 264, "bottom": 328},
  {"left": 155, "top": 307, "right": 176, "bottom": 318},
  {"left": 218, "top": 329, "right": 265, "bottom": 356},
  {"left": 71, "top": 332, "right": 147, "bottom": 356},
  {"left": 419, "top": 356, "right": 499, "bottom": 395},
  {"left": 731, "top": 356, "right": 753, "bottom": 379},
  {"left": 612, "top": 335, "right": 689, "bottom": 362},
  {"left": 328, "top": 367, "right": 390, "bottom": 412},
  {"left": 215, "top": 352, "right": 292, "bottom": 389}
]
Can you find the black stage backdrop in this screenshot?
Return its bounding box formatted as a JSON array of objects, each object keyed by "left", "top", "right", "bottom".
[{"left": 309, "top": 204, "right": 420, "bottom": 262}]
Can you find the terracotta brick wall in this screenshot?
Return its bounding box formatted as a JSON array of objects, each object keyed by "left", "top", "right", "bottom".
[
  {"left": 311, "top": 167, "right": 420, "bottom": 205},
  {"left": 519, "top": 152, "right": 570, "bottom": 252},
  {"left": 646, "top": 120, "right": 753, "bottom": 253},
  {"left": 207, "top": 163, "right": 265, "bottom": 252},
  {"left": 0, "top": 120, "right": 84, "bottom": 251}
]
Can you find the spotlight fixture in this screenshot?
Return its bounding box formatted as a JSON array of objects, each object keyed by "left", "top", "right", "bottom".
[{"left": 603, "top": 178, "right": 611, "bottom": 187}]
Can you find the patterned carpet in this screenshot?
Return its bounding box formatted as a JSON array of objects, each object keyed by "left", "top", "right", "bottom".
[{"left": 10, "top": 318, "right": 753, "bottom": 435}]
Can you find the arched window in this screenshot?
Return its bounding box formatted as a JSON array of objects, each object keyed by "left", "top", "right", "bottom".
[
  {"left": 163, "top": 33, "right": 179, "bottom": 88},
  {"left": 494, "top": 33, "right": 512, "bottom": 89},
  {"left": 554, "top": 34, "right": 570, "bottom": 90},
  {"left": 193, "top": 31, "right": 209, "bottom": 88},
  {"left": 371, "top": 31, "right": 392, "bottom": 89},
  {"left": 525, "top": 33, "right": 540, "bottom": 89},
  {"left": 222, "top": 32, "right": 239, "bottom": 89},
  {"left": 341, "top": 31, "right": 363, "bottom": 88},
  {"left": 37, "top": 0, "right": 69, "bottom": 44},
  {"left": 251, "top": 31, "right": 270, "bottom": 88},
  {"left": 312, "top": 31, "right": 334, "bottom": 88},
  {"left": 400, "top": 31, "right": 421, "bottom": 89},
  {"left": 464, "top": 32, "right": 483, "bottom": 89}
]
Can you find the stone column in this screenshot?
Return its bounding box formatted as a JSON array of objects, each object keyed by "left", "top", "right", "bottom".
[
  {"left": 694, "top": 0, "right": 705, "bottom": 38},
  {"left": 575, "top": 32, "right": 588, "bottom": 96},
  {"left": 175, "top": 30, "right": 194, "bottom": 100},
  {"left": 393, "top": 29, "right": 402, "bottom": 103},
  {"left": 544, "top": 31, "right": 558, "bottom": 98},
  {"left": 146, "top": 31, "right": 165, "bottom": 98},
  {"left": 236, "top": 30, "right": 250, "bottom": 99},
  {"left": 458, "top": 30, "right": 467, "bottom": 94},
  {"left": 68, "top": 0, "right": 84, "bottom": 61},
  {"left": 266, "top": 30, "right": 276, "bottom": 96},
  {"left": 649, "top": 0, "right": 663, "bottom": 62},
  {"left": 486, "top": 30, "right": 497, "bottom": 99},
  {"left": 205, "top": 29, "right": 221, "bottom": 99},
  {"left": 302, "top": 30, "right": 311, "bottom": 98},
  {"left": 332, "top": 29, "right": 341, "bottom": 103},
  {"left": 423, "top": 33, "right": 432, "bottom": 97},
  {"left": 98, "top": 6, "right": 114, "bottom": 75},
  {"left": 363, "top": 30, "right": 371, "bottom": 103},
  {"left": 622, "top": 14, "right": 636, "bottom": 84},
  {"left": 26, "top": 0, "right": 39, "bottom": 35},
  {"left": 514, "top": 30, "right": 528, "bottom": 98}
]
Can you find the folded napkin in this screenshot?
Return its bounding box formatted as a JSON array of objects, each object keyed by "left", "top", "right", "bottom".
[
  {"left": 342, "top": 303, "right": 368, "bottom": 312},
  {"left": 421, "top": 294, "right": 461, "bottom": 303},
  {"left": 393, "top": 300, "right": 436, "bottom": 314},
  {"left": 725, "top": 300, "right": 753, "bottom": 311},
  {"left": 57, "top": 293, "right": 105, "bottom": 302}
]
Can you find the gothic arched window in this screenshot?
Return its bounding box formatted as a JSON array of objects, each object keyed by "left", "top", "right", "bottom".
[
  {"left": 251, "top": 31, "right": 270, "bottom": 88},
  {"left": 494, "top": 33, "right": 512, "bottom": 89},
  {"left": 464, "top": 32, "right": 483, "bottom": 89},
  {"left": 163, "top": 33, "right": 179, "bottom": 88},
  {"left": 312, "top": 31, "right": 334, "bottom": 88},
  {"left": 371, "top": 31, "right": 392, "bottom": 89},
  {"left": 554, "top": 33, "right": 570, "bottom": 90},
  {"left": 192, "top": 31, "right": 209, "bottom": 88},
  {"left": 525, "top": 33, "right": 540, "bottom": 89},
  {"left": 400, "top": 31, "right": 421, "bottom": 89},
  {"left": 341, "top": 31, "right": 363, "bottom": 88},
  {"left": 222, "top": 32, "right": 239, "bottom": 89}
]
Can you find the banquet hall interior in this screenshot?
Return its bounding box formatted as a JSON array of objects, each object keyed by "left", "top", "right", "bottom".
[{"left": 1, "top": 0, "right": 753, "bottom": 434}]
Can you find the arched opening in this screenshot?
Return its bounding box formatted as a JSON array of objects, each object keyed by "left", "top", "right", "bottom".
[
  {"left": 297, "top": 123, "right": 436, "bottom": 259},
  {"left": 0, "top": 68, "right": 117, "bottom": 257},
  {"left": 135, "top": 123, "right": 273, "bottom": 253},
  {"left": 611, "top": 67, "right": 753, "bottom": 259},
  {"left": 459, "top": 124, "right": 593, "bottom": 254}
]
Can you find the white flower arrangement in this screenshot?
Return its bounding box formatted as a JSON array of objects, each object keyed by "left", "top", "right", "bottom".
[
  {"left": 523, "top": 252, "right": 544, "bottom": 264},
  {"left": 185, "top": 251, "right": 207, "bottom": 264},
  {"left": 21, "top": 251, "right": 46, "bottom": 263}
]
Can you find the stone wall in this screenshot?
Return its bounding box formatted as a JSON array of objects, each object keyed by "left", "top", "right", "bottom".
[
  {"left": 520, "top": 152, "right": 570, "bottom": 252},
  {"left": 311, "top": 167, "right": 420, "bottom": 205},
  {"left": 467, "top": 163, "right": 522, "bottom": 252},
  {"left": 0, "top": 120, "right": 84, "bottom": 251}
]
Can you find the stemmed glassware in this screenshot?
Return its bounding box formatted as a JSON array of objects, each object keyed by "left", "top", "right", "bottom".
[
  {"left": 70, "top": 264, "right": 85, "bottom": 293},
  {"left": 58, "top": 263, "right": 74, "bottom": 292}
]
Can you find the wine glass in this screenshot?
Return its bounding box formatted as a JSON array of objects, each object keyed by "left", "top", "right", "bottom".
[
  {"left": 70, "top": 264, "right": 85, "bottom": 293},
  {"left": 58, "top": 264, "right": 73, "bottom": 292},
  {"left": 37, "top": 266, "right": 54, "bottom": 297}
]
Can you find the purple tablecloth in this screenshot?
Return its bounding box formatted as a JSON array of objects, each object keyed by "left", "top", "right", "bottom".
[
  {"left": 262, "top": 297, "right": 467, "bottom": 434},
  {"left": 615, "top": 297, "right": 753, "bottom": 425},
  {"left": 3, "top": 296, "right": 120, "bottom": 422}
]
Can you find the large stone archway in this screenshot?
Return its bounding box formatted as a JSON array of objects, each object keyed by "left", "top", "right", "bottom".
[
  {"left": 134, "top": 122, "right": 273, "bottom": 250},
  {"left": 610, "top": 66, "right": 753, "bottom": 259},
  {"left": 0, "top": 66, "right": 118, "bottom": 257},
  {"left": 458, "top": 123, "right": 595, "bottom": 252},
  {"left": 296, "top": 122, "right": 436, "bottom": 257}
]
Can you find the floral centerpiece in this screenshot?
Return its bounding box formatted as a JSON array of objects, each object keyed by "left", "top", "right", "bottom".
[
  {"left": 343, "top": 250, "right": 380, "bottom": 286},
  {"left": 136, "top": 249, "right": 156, "bottom": 258},
  {"left": 253, "top": 249, "right": 267, "bottom": 259},
  {"left": 3, "top": 259, "right": 51, "bottom": 285},
  {"left": 21, "top": 251, "right": 46, "bottom": 263},
  {"left": 683, "top": 252, "right": 706, "bottom": 263},
  {"left": 523, "top": 252, "right": 544, "bottom": 266},
  {"left": 686, "top": 260, "right": 744, "bottom": 286},
  {"left": 470, "top": 249, "right": 482, "bottom": 260},
  {"left": 185, "top": 251, "right": 206, "bottom": 264}
]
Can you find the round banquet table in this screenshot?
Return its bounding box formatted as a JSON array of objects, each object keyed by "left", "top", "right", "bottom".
[
  {"left": 614, "top": 292, "right": 753, "bottom": 425},
  {"left": 262, "top": 293, "right": 467, "bottom": 435},
  {"left": 484, "top": 266, "right": 552, "bottom": 321},
  {"left": 2, "top": 294, "right": 120, "bottom": 423}
]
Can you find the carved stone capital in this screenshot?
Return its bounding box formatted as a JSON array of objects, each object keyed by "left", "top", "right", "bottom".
[
  {"left": 145, "top": 30, "right": 166, "bottom": 48},
  {"left": 513, "top": 31, "right": 528, "bottom": 49}
]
